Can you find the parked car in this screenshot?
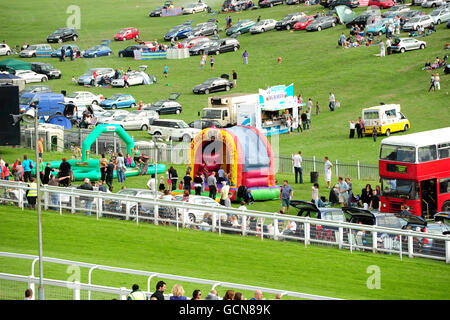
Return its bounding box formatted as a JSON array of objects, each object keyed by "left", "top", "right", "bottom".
[
  {"left": 398, "top": 10, "right": 425, "bottom": 26},
  {"left": 51, "top": 45, "right": 80, "bottom": 57},
  {"left": 189, "top": 39, "right": 216, "bottom": 55},
  {"left": 111, "top": 70, "right": 148, "bottom": 87},
  {"left": 327, "top": 0, "right": 360, "bottom": 9},
  {"left": 47, "top": 28, "right": 78, "bottom": 43},
  {"left": 64, "top": 91, "right": 104, "bottom": 106},
  {"left": 31, "top": 62, "right": 61, "bottom": 79},
  {"left": 422, "top": 0, "right": 444, "bottom": 8},
  {"left": 182, "top": 2, "right": 209, "bottom": 14},
  {"left": 96, "top": 109, "right": 130, "bottom": 124},
  {"left": 20, "top": 85, "right": 52, "bottom": 95},
  {"left": 276, "top": 12, "right": 307, "bottom": 31},
  {"left": 75, "top": 104, "right": 106, "bottom": 120},
  {"left": 181, "top": 36, "right": 210, "bottom": 49},
  {"left": 0, "top": 43, "right": 12, "bottom": 56},
  {"left": 390, "top": 37, "right": 426, "bottom": 53},
  {"left": 202, "top": 38, "right": 240, "bottom": 55},
  {"left": 164, "top": 23, "right": 193, "bottom": 41},
  {"left": 142, "top": 93, "right": 182, "bottom": 115},
  {"left": 148, "top": 119, "right": 201, "bottom": 142},
  {"left": 366, "top": 18, "right": 394, "bottom": 35},
  {"left": 193, "top": 77, "right": 234, "bottom": 94},
  {"left": 103, "top": 113, "right": 152, "bottom": 131},
  {"left": 174, "top": 195, "right": 227, "bottom": 223},
  {"left": 306, "top": 15, "right": 337, "bottom": 31},
  {"left": 78, "top": 68, "right": 115, "bottom": 86},
  {"left": 114, "top": 27, "right": 139, "bottom": 41},
  {"left": 188, "top": 119, "right": 222, "bottom": 129},
  {"left": 286, "top": 0, "right": 300, "bottom": 4},
  {"left": 293, "top": 16, "right": 316, "bottom": 31},
  {"left": 19, "top": 44, "right": 52, "bottom": 58},
  {"left": 342, "top": 207, "right": 405, "bottom": 229},
  {"left": 368, "top": 0, "right": 395, "bottom": 8},
  {"left": 118, "top": 45, "right": 148, "bottom": 58},
  {"left": 250, "top": 19, "right": 278, "bottom": 34},
  {"left": 149, "top": 6, "right": 163, "bottom": 17},
  {"left": 15, "top": 70, "right": 48, "bottom": 83},
  {"left": 346, "top": 11, "right": 381, "bottom": 28},
  {"left": 429, "top": 7, "right": 450, "bottom": 24},
  {"left": 258, "top": 0, "right": 284, "bottom": 8},
  {"left": 402, "top": 14, "right": 434, "bottom": 31},
  {"left": 130, "top": 109, "right": 159, "bottom": 121},
  {"left": 186, "top": 22, "right": 218, "bottom": 37},
  {"left": 382, "top": 4, "right": 410, "bottom": 17},
  {"left": 83, "top": 40, "right": 113, "bottom": 58},
  {"left": 226, "top": 19, "right": 256, "bottom": 36},
  {"left": 100, "top": 94, "right": 136, "bottom": 109},
  {"left": 19, "top": 92, "right": 65, "bottom": 116}
]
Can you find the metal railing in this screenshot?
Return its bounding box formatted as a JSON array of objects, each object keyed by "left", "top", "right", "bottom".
[
  {"left": 0, "top": 252, "right": 340, "bottom": 300},
  {"left": 0, "top": 180, "right": 449, "bottom": 264}
]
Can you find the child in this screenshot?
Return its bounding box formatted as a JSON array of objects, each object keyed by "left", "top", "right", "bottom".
[
  {"left": 163, "top": 65, "right": 168, "bottom": 78},
  {"left": 159, "top": 176, "right": 165, "bottom": 191},
  {"left": 126, "top": 153, "right": 132, "bottom": 167},
  {"left": 2, "top": 163, "right": 10, "bottom": 180}
]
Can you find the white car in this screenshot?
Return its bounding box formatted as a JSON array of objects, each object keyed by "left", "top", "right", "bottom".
[
  {"left": 250, "top": 19, "right": 278, "bottom": 34},
  {"left": 96, "top": 110, "right": 129, "bottom": 124},
  {"left": 104, "top": 113, "right": 151, "bottom": 131},
  {"left": 148, "top": 119, "right": 201, "bottom": 142},
  {"left": 422, "top": 0, "right": 444, "bottom": 8},
  {"left": 64, "top": 91, "right": 104, "bottom": 106},
  {"left": 111, "top": 71, "right": 147, "bottom": 87},
  {"left": 0, "top": 44, "right": 12, "bottom": 56},
  {"left": 130, "top": 109, "right": 160, "bottom": 121},
  {"left": 429, "top": 8, "right": 450, "bottom": 24},
  {"left": 15, "top": 70, "right": 48, "bottom": 83},
  {"left": 182, "top": 2, "right": 209, "bottom": 14},
  {"left": 175, "top": 195, "right": 227, "bottom": 223},
  {"left": 75, "top": 104, "right": 106, "bottom": 120},
  {"left": 19, "top": 44, "right": 52, "bottom": 58},
  {"left": 390, "top": 38, "right": 426, "bottom": 53},
  {"left": 402, "top": 14, "right": 434, "bottom": 31}
]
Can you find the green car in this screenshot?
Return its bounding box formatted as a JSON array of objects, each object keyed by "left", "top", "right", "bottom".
[{"left": 226, "top": 19, "right": 256, "bottom": 36}]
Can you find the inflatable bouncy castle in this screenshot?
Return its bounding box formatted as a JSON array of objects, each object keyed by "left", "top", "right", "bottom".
[{"left": 189, "top": 126, "right": 280, "bottom": 201}]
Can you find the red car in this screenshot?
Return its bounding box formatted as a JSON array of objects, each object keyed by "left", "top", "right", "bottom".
[
  {"left": 368, "top": 0, "right": 395, "bottom": 9},
  {"left": 114, "top": 27, "right": 139, "bottom": 41},
  {"left": 293, "top": 16, "right": 316, "bottom": 31},
  {"left": 181, "top": 36, "right": 209, "bottom": 48}
]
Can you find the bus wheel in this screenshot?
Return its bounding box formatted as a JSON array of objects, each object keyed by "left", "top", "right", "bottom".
[
  {"left": 442, "top": 201, "right": 450, "bottom": 212},
  {"left": 403, "top": 124, "right": 408, "bottom": 132},
  {"left": 385, "top": 129, "right": 391, "bottom": 137}
]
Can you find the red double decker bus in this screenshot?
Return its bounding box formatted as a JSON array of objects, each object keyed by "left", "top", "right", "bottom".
[{"left": 379, "top": 127, "right": 450, "bottom": 218}]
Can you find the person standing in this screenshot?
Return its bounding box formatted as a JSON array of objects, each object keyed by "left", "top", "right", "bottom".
[
  {"left": 207, "top": 171, "right": 217, "bottom": 200},
  {"left": 193, "top": 172, "right": 203, "bottom": 196},
  {"left": 105, "top": 159, "right": 115, "bottom": 191},
  {"left": 163, "top": 65, "right": 168, "bottom": 78},
  {"left": 379, "top": 40, "right": 385, "bottom": 57},
  {"left": 168, "top": 166, "right": 178, "bottom": 191},
  {"left": 337, "top": 177, "right": 349, "bottom": 207},
  {"left": 200, "top": 55, "right": 206, "bottom": 71},
  {"left": 183, "top": 171, "right": 192, "bottom": 192},
  {"left": 219, "top": 180, "right": 230, "bottom": 206},
  {"left": 386, "top": 37, "right": 392, "bottom": 55},
  {"left": 116, "top": 152, "right": 126, "bottom": 183},
  {"left": 26, "top": 177, "right": 38, "bottom": 209},
  {"left": 328, "top": 92, "right": 335, "bottom": 111},
  {"left": 349, "top": 120, "right": 355, "bottom": 138},
  {"left": 372, "top": 128, "right": 377, "bottom": 142},
  {"left": 324, "top": 156, "right": 333, "bottom": 189},
  {"left": 357, "top": 117, "right": 365, "bottom": 138},
  {"left": 78, "top": 178, "right": 94, "bottom": 216},
  {"left": 345, "top": 177, "right": 353, "bottom": 204},
  {"left": 434, "top": 73, "right": 440, "bottom": 91},
  {"left": 99, "top": 154, "right": 108, "bottom": 182},
  {"left": 60, "top": 47, "right": 65, "bottom": 62},
  {"left": 315, "top": 101, "right": 320, "bottom": 115},
  {"left": 69, "top": 46, "right": 74, "bottom": 61},
  {"left": 280, "top": 180, "right": 293, "bottom": 214},
  {"left": 292, "top": 151, "right": 303, "bottom": 184},
  {"left": 242, "top": 50, "right": 248, "bottom": 64},
  {"left": 307, "top": 98, "right": 313, "bottom": 113},
  {"left": 210, "top": 56, "right": 214, "bottom": 70},
  {"left": 22, "top": 155, "right": 33, "bottom": 183},
  {"left": 232, "top": 70, "right": 237, "bottom": 88},
  {"left": 301, "top": 111, "right": 307, "bottom": 131},
  {"left": 58, "top": 158, "right": 71, "bottom": 187},
  {"left": 38, "top": 137, "right": 44, "bottom": 159},
  {"left": 132, "top": 147, "right": 140, "bottom": 168},
  {"left": 369, "top": 190, "right": 380, "bottom": 212},
  {"left": 428, "top": 73, "right": 435, "bottom": 92},
  {"left": 146, "top": 174, "right": 156, "bottom": 191}
]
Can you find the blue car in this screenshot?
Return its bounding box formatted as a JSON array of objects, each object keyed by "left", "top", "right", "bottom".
[
  {"left": 51, "top": 45, "right": 80, "bottom": 57},
  {"left": 100, "top": 94, "right": 136, "bottom": 109},
  {"left": 83, "top": 40, "right": 113, "bottom": 58},
  {"left": 164, "top": 23, "right": 193, "bottom": 41},
  {"left": 366, "top": 18, "right": 394, "bottom": 35}
]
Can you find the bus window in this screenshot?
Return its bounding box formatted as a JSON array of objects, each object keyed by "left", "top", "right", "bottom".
[
  {"left": 381, "top": 178, "right": 419, "bottom": 200},
  {"left": 418, "top": 145, "right": 437, "bottom": 163},
  {"left": 438, "top": 143, "right": 450, "bottom": 159},
  {"left": 380, "top": 144, "right": 415, "bottom": 163},
  {"left": 439, "top": 178, "right": 450, "bottom": 194}
]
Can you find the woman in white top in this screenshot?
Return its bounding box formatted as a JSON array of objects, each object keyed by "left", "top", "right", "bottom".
[{"left": 116, "top": 152, "right": 126, "bottom": 183}]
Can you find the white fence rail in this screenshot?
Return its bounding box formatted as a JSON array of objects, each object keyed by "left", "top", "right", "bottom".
[
  {"left": 0, "top": 252, "right": 340, "bottom": 300},
  {"left": 0, "top": 180, "right": 449, "bottom": 264}
]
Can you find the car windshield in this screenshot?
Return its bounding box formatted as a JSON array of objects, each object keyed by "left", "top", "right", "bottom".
[
  {"left": 186, "top": 4, "right": 196, "bottom": 8},
  {"left": 107, "top": 94, "right": 122, "bottom": 100},
  {"left": 39, "top": 64, "right": 54, "bottom": 71},
  {"left": 66, "top": 93, "right": 78, "bottom": 98},
  {"left": 380, "top": 144, "right": 416, "bottom": 163},
  {"left": 153, "top": 101, "right": 164, "bottom": 107},
  {"left": 89, "top": 45, "right": 102, "bottom": 51},
  {"left": 114, "top": 115, "right": 127, "bottom": 121},
  {"left": 430, "top": 11, "right": 441, "bottom": 16},
  {"left": 376, "top": 215, "right": 404, "bottom": 228},
  {"left": 102, "top": 111, "right": 115, "bottom": 117},
  {"left": 177, "top": 121, "right": 189, "bottom": 128},
  {"left": 118, "top": 29, "right": 127, "bottom": 34},
  {"left": 54, "top": 29, "right": 66, "bottom": 34},
  {"left": 203, "top": 78, "right": 216, "bottom": 85},
  {"left": 201, "top": 109, "right": 222, "bottom": 119},
  {"left": 168, "top": 26, "right": 180, "bottom": 33},
  {"left": 298, "top": 17, "right": 310, "bottom": 23},
  {"left": 19, "top": 96, "right": 32, "bottom": 105},
  {"left": 27, "top": 45, "right": 38, "bottom": 50},
  {"left": 381, "top": 178, "right": 419, "bottom": 200},
  {"left": 409, "top": 17, "right": 420, "bottom": 23}
]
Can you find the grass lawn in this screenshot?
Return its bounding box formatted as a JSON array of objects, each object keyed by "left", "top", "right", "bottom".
[{"left": 0, "top": 206, "right": 449, "bottom": 300}]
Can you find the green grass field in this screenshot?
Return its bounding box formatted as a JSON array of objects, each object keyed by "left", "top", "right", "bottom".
[
  {"left": 1, "top": 206, "right": 449, "bottom": 300},
  {"left": 1, "top": 0, "right": 449, "bottom": 299}
]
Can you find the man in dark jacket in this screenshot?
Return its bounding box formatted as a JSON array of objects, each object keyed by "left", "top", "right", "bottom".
[
  {"left": 78, "top": 178, "right": 94, "bottom": 216},
  {"left": 105, "top": 159, "right": 115, "bottom": 191},
  {"left": 150, "top": 281, "right": 166, "bottom": 300}
]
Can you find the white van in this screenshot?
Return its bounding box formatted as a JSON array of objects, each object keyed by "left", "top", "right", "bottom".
[
  {"left": 362, "top": 104, "right": 410, "bottom": 136},
  {"left": 20, "top": 44, "right": 52, "bottom": 58}
]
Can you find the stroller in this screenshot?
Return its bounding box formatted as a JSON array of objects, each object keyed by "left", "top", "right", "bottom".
[{"left": 237, "top": 185, "right": 255, "bottom": 205}]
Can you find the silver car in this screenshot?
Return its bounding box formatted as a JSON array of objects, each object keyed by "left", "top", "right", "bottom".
[
  {"left": 78, "top": 68, "right": 115, "bottom": 86},
  {"left": 390, "top": 38, "right": 426, "bottom": 53},
  {"left": 111, "top": 71, "right": 146, "bottom": 87},
  {"left": 422, "top": 0, "right": 444, "bottom": 8},
  {"left": 250, "top": 19, "right": 278, "bottom": 34},
  {"left": 104, "top": 113, "right": 151, "bottom": 131},
  {"left": 96, "top": 109, "right": 129, "bottom": 124},
  {"left": 402, "top": 15, "right": 434, "bottom": 31},
  {"left": 429, "top": 8, "right": 450, "bottom": 24}
]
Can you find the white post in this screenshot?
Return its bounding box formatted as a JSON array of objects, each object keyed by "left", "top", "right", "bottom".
[
  {"left": 71, "top": 195, "right": 76, "bottom": 214},
  {"left": 241, "top": 214, "right": 247, "bottom": 236},
  {"left": 304, "top": 222, "right": 310, "bottom": 247},
  {"left": 338, "top": 227, "right": 343, "bottom": 249},
  {"left": 357, "top": 160, "right": 361, "bottom": 180},
  {"left": 446, "top": 240, "right": 450, "bottom": 264},
  {"left": 125, "top": 201, "right": 130, "bottom": 221},
  {"left": 73, "top": 281, "right": 81, "bottom": 300},
  {"left": 120, "top": 287, "right": 128, "bottom": 300},
  {"left": 212, "top": 212, "right": 216, "bottom": 232},
  {"left": 274, "top": 217, "right": 278, "bottom": 241},
  {"left": 96, "top": 198, "right": 99, "bottom": 221},
  {"left": 335, "top": 160, "right": 339, "bottom": 177},
  {"left": 399, "top": 235, "right": 402, "bottom": 261},
  {"left": 349, "top": 228, "right": 353, "bottom": 253},
  {"left": 260, "top": 219, "right": 264, "bottom": 241},
  {"left": 313, "top": 156, "right": 316, "bottom": 172},
  {"left": 291, "top": 154, "right": 294, "bottom": 174},
  {"left": 218, "top": 215, "right": 221, "bottom": 236},
  {"left": 136, "top": 204, "right": 139, "bottom": 226},
  {"left": 113, "top": 132, "right": 117, "bottom": 154},
  {"left": 28, "top": 276, "right": 36, "bottom": 300},
  {"left": 408, "top": 235, "right": 414, "bottom": 258},
  {"left": 154, "top": 204, "right": 159, "bottom": 225},
  {"left": 372, "top": 231, "right": 377, "bottom": 253},
  {"left": 98, "top": 197, "right": 102, "bottom": 218},
  {"left": 44, "top": 190, "right": 48, "bottom": 210}
]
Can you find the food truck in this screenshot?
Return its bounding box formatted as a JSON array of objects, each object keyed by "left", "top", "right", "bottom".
[
  {"left": 362, "top": 104, "right": 410, "bottom": 137},
  {"left": 201, "top": 84, "right": 300, "bottom": 136}
]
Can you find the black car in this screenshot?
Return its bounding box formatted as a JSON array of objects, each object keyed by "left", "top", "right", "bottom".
[
  {"left": 149, "top": 6, "right": 163, "bottom": 17},
  {"left": 47, "top": 28, "right": 78, "bottom": 43},
  {"left": 346, "top": 12, "right": 379, "bottom": 28},
  {"left": 258, "top": 0, "right": 284, "bottom": 7},
  {"left": 199, "top": 38, "right": 240, "bottom": 55},
  {"left": 306, "top": 15, "right": 337, "bottom": 31},
  {"left": 30, "top": 62, "right": 62, "bottom": 79},
  {"left": 118, "top": 45, "right": 148, "bottom": 58},
  {"left": 327, "top": 0, "right": 359, "bottom": 9},
  {"left": 189, "top": 119, "right": 222, "bottom": 129},
  {"left": 286, "top": 0, "right": 301, "bottom": 4},
  {"left": 275, "top": 12, "right": 306, "bottom": 30},
  {"left": 142, "top": 93, "right": 182, "bottom": 115},
  {"left": 193, "top": 77, "right": 234, "bottom": 94},
  {"left": 186, "top": 22, "right": 218, "bottom": 37}
]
